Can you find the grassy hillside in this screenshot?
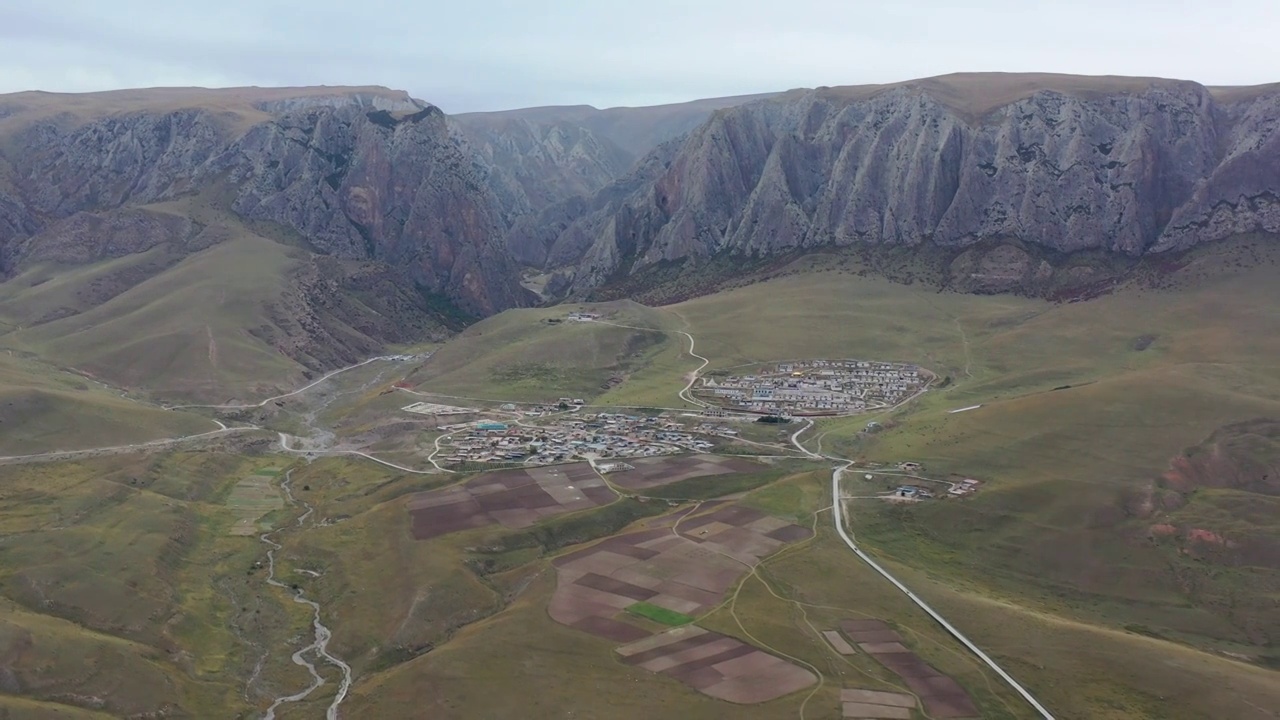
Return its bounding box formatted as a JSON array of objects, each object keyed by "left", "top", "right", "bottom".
[
  {"left": 0, "top": 233, "right": 303, "bottom": 402},
  {"left": 664, "top": 241, "right": 1280, "bottom": 679},
  {"left": 0, "top": 453, "right": 303, "bottom": 717},
  {"left": 406, "top": 300, "right": 680, "bottom": 403},
  {"left": 2, "top": 234, "right": 1278, "bottom": 718},
  {"left": 0, "top": 352, "right": 213, "bottom": 455},
  {"left": 387, "top": 237, "right": 1280, "bottom": 715}
]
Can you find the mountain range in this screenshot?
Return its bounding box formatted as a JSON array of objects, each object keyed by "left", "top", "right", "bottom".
[{"left": 1, "top": 73, "right": 1278, "bottom": 398}]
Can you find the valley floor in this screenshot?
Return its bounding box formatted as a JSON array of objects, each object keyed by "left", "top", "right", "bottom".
[{"left": 3, "top": 241, "right": 1280, "bottom": 719}]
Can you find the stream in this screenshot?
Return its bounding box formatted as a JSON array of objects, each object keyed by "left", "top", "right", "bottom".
[{"left": 259, "top": 470, "right": 353, "bottom": 720}]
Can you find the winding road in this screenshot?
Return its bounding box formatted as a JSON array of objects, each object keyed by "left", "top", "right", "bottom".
[
  {"left": 278, "top": 432, "right": 450, "bottom": 475},
  {"left": 585, "top": 319, "right": 709, "bottom": 409},
  {"left": 13, "top": 317, "right": 1054, "bottom": 717},
  {"left": 601, "top": 314, "right": 1053, "bottom": 718}
]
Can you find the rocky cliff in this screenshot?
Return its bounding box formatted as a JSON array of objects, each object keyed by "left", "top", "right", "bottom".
[
  {"left": 217, "top": 104, "right": 527, "bottom": 315},
  {"left": 0, "top": 86, "right": 530, "bottom": 315},
  {"left": 3, "top": 75, "right": 1280, "bottom": 324},
  {"left": 535, "top": 74, "right": 1280, "bottom": 294},
  {"left": 451, "top": 115, "right": 633, "bottom": 223},
  {"left": 454, "top": 93, "right": 777, "bottom": 264}
]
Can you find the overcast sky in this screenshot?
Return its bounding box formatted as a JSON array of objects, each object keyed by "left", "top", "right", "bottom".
[{"left": 2, "top": 0, "right": 1277, "bottom": 113}]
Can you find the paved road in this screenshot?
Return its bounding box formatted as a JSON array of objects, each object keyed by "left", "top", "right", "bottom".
[{"left": 788, "top": 420, "right": 1055, "bottom": 719}]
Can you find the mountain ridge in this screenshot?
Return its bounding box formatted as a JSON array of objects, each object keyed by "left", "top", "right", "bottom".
[
  {"left": 1, "top": 74, "right": 1278, "bottom": 395},
  {"left": 525, "top": 73, "right": 1280, "bottom": 296}
]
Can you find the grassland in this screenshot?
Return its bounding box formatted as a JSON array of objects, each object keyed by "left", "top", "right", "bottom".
[
  {"left": 0, "top": 352, "right": 214, "bottom": 455},
  {"left": 404, "top": 300, "right": 682, "bottom": 404},
  {"left": 225, "top": 469, "right": 284, "bottom": 535},
  {"left": 0, "top": 452, "right": 318, "bottom": 717},
  {"left": 4, "top": 236, "right": 1280, "bottom": 718},
  {"left": 375, "top": 237, "right": 1280, "bottom": 717},
  {"left": 0, "top": 231, "right": 304, "bottom": 403}
]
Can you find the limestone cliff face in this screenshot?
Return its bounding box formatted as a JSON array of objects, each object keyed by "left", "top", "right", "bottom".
[
  {"left": 452, "top": 116, "right": 633, "bottom": 221},
  {"left": 13, "top": 109, "right": 228, "bottom": 218},
  {"left": 221, "top": 105, "right": 528, "bottom": 315},
  {"left": 542, "top": 77, "right": 1280, "bottom": 292},
  {"left": 0, "top": 89, "right": 531, "bottom": 315},
  {"left": 454, "top": 93, "right": 778, "bottom": 266}
]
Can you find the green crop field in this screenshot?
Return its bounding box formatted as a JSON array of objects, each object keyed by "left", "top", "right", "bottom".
[
  {"left": 626, "top": 601, "right": 696, "bottom": 626},
  {"left": 225, "top": 473, "right": 283, "bottom": 535}
]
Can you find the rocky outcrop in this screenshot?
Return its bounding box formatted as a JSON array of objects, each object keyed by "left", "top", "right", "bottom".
[
  {"left": 13, "top": 208, "right": 211, "bottom": 265},
  {"left": 12, "top": 109, "right": 229, "bottom": 218},
  {"left": 452, "top": 116, "right": 633, "bottom": 220},
  {"left": 0, "top": 90, "right": 532, "bottom": 317},
  {"left": 539, "top": 76, "right": 1280, "bottom": 293},
  {"left": 260, "top": 255, "right": 457, "bottom": 370},
  {"left": 501, "top": 136, "right": 686, "bottom": 269},
  {"left": 1152, "top": 91, "right": 1280, "bottom": 251},
  {"left": 220, "top": 105, "right": 529, "bottom": 315},
  {"left": 251, "top": 90, "right": 426, "bottom": 115},
  {"left": 453, "top": 93, "right": 779, "bottom": 240}
]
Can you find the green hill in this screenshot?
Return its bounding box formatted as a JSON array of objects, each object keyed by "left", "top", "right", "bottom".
[{"left": 0, "top": 352, "right": 213, "bottom": 456}]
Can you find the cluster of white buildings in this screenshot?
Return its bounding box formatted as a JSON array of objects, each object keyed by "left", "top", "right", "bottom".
[
  {"left": 436, "top": 412, "right": 715, "bottom": 466},
  {"left": 696, "top": 360, "right": 924, "bottom": 415}
]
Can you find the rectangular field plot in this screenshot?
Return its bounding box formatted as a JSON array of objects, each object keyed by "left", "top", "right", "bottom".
[
  {"left": 626, "top": 601, "right": 695, "bottom": 626},
  {"left": 841, "top": 688, "right": 918, "bottom": 718},
  {"left": 226, "top": 474, "right": 283, "bottom": 536},
  {"left": 606, "top": 454, "right": 762, "bottom": 491},
  {"left": 550, "top": 504, "right": 813, "bottom": 638},
  {"left": 407, "top": 462, "right": 615, "bottom": 540},
  {"left": 837, "top": 620, "right": 979, "bottom": 719},
  {"left": 615, "top": 627, "right": 817, "bottom": 704}
]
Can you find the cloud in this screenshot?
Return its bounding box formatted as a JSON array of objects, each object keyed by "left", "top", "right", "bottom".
[{"left": 1, "top": 0, "right": 1277, "bottom": 112}]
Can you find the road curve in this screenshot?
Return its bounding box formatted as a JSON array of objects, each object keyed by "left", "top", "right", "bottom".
[
  {"left": 277, "top": 433, "right": 449, "bottom": 475},
  {"left": 676, "top": 330, "right": 710, "bottom": 408},
  {"left": 584, "top": 319, "right": 709, "bottom": 409},
  {"left": 169, "top": 355, "right": 401, "bottom": 411}
]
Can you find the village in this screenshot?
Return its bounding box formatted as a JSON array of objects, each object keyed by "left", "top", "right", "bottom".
[
  {"left": 431, "top": 410, "right": 746, "bottom": 466},
  {"left": 695, "top": 359, "right": 927, "bottom": 416}
]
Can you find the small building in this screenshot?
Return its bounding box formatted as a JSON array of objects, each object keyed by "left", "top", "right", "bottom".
[{"left": 477, "top": 421, "right": 508, "bottom": 431}]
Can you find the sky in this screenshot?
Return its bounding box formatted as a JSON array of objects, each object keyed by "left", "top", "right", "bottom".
[{"left": 2, "top": 0, "right": 1278, "bottom": 113}]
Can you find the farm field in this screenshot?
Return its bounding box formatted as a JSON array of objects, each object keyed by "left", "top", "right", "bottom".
[{"left": 226, "top": 468, "right": 284, "bottom": 535}]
